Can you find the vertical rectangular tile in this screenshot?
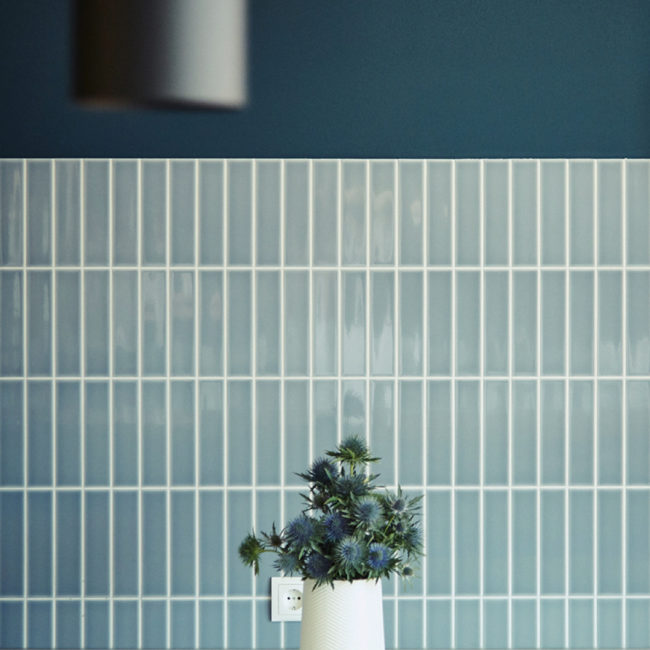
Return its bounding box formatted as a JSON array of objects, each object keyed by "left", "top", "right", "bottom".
[
  {"left": 56, "top": 491, "right": 81, "bottom": 595},
  {"left": 55, "top": 160, "right": 81, "bottom": 265},
  {"left": 342, "top": 271, "right": 366, "bottom": 376},
  {"left": 0, "top": 382, "right": 23, "bottom": 485},
  {"left": 199, "top": 270, "right": 223, "bottom": 376},
  {"left": 627, "top": 600, "right": 650, "bottom": 649},
  {"left": 513, "top": 380, "right": 537, "bottom": 484},
  {"left": 199, "top": 160, "right": 223, "bottom": 265},
  {"left": 627, "top": 380, "right": 650, "bottom": 483},
  {"left": 114, "top": 601, "right": 138, "bottom": 650},
  {"left": 598, "top": 160, "right": 622, "bottom": 264},
  {"left": 570, "top": 271, "right": 594, "bottom": 374},
  {"left": 370, "top": 271, "right": 394, "bottom": 375},
  {"left": 484, "top": 600, "right": 508, "bottom": 649},
  {"left": 227, "top": 491, "right": 252, "bottom": 596},
  {"left": 512, "top": 160, "right": 537, "bottom": 265},
  {"left": 398, "top": 380, "right": 422, "bottom": 484},
  {"left": 56, "top": 271, "right": 80, "bottom": 375},
  {"left": 227, "top": 271, "right": 252, "bottom": 375},
  {"left": 171, "top": 270, "right": 195, "bottom": 375},
  {"left": 256, "top": 598, "right": 280, "bottom": 649},
  {"left": 112, "top": 160, "right": 138, "bottom": 265},
  {"left": 598, "top": 270, "right": 622, "bottom": 375},
  {"left": 598, "top": 599, "right": 622, "bottom": 649},
  {"left": 27, "top": 160, "right": 52, "bottom": 265},
  {"left": 513, "top": 490, "right": 536, "bottom": 594},
  {"left": 27, "top": 270, "right": 52, "bottom": 375},
  {"left": 541, "top": 490, "right": 565, "bottom": 594},
  {"left": 199, "top": 491, "right": 223, "bottom": 594},
  {"left": 484, "top": 160, "right": 508, "bottom": 265},
  {"left": 455, "top": 599, "right": 480, "bottom": 649},
  {"left": 28, "top": 601, "right": 52, "bottom": 648},
  {"left": 0, "top": 602, "right": 23, "bottom": 649},
  {"left": 227, "top": 380, "right": 252, "bottom": 485},
  {"left": 171, "top": 491, "right": 195, "bottom": 595},
  {"left": 626, "top": 160, "right": 650, "bottom": 264},
  {"left": 455, "top": 490, "right": 479, "bottom": 594},
  {"left": 171, "top": 160, "right": 195, "bottom": 265},
  {"left": 569, "top": 160, "right": 594, "bottom": 264},
  {"left": 227, "top": 160, "right": 252, "bottom": 265},
  {"left": 342, "top": 160, "right": 366, "bottom": 265},
  {"left": 85, "top": 491, "right": 109, "bottom": 595},
  {"left": 370, "top": 161, "right": 394, "bottom": 265},
  {"left": 84, "top": 160, "right": 109, "bottom": 265},
  {"left": 113, "top": 270, "right": 138, "bottom": 375},
  {"left": 569, "top": 380, "right": 594, "bottom": 484},
  {"left": 456, "top": 161, "right": 480, "bottom": 265},
  {"left": 484, "top": 381, "right": 508, "bottom": 485},
  {"left": 0, "top": 271, "right": 23, "bottom": 375},
  {"left": 142, "top": 270, "right": 166, "bottom": 376},
  {"left": 541, "top": 599, "right": 565, "bottom": 649},
  {"left": 598, "top": 490, "right": 622, "bottom": 593},
  {"left": 313, "top": 380, "right": 337, "bottom": 455},
  {"left": 285, "top": 380, "right": 309, "bottom": 484},
  {"left": 0, "top": 492, "right": 23, "bottom": 595},
  {"left": 255, "top": 491, "right": 280, "bottom": 596},
  {"left": 513, "top": 271, "right": 537, "bottom": 374},
  {"left": 142, "top": 491, "right": 166, "bottom": 595},
  {"left": 427, "top": 600, "right": 451, "bottom": 649},
  {"left": 172, "top": 601, "right": 194, "bottom": 649},
  {"left": 398, "top": 600, "right": 423, "bottom": 649},
  {"left": 84, "top": 270, "right": 109, "bottom": 376},
  {"left": 628, "top": 491, "right": 650, "bottom": 593},
  {"left": 85, "top": 382, "right": 109, "bottom": 485},
  {"left": 569, "top": 490, "right": 594, "bottom": 593},
  {"left": 0, "top": 160, "right": 23, "bottom": 265},
  {"left": 28, "top": 381, "right": 52, "bottom": 485},
  {"left": 484, "top": 490, "right": 508, "bottom": 594},
  {"left": 399, "top": 271, "right": 423, "bottom": 375},
  {"left": 313, "top": 160, "right": 338, "bottom": 265},
  {"left": 284, "top": 270, "right": 309, "bottom": 375},
  {"left": 142, "top": 601, "right": 166, "bottom": 649},
  {"left": 456, "top": 380, "right": 480, "bottom": 485},
  {"left": 171, "top": 381, "right": 194, "bottom": 485},
  {"left": 398, "top": 160, "right": 423, "bottom": 264},
  {"left": 512, "top": 599, "right": 537, "bottom": 649},
  {"left": 256, "top": 380, "right": 280, "bottom": 484},
  {"left": 569, "top": 599, "right": 593, "bottom": 649},
  {"left": 427, "top": 380, "right": 451, "bottom": 485},
  {"left": 342, "top": 380, "right": 365, "bottom": 440},
  {"left": 456, "top": 271, "right": 480, "bottom": 375},
  {"left": 28, "top": 492, "right": 51, "bottom": 595},
  {"left": 113, "top": 381, "right": 137, "bottom": 485},
  {"left": 598, "top": 380, "right": 622, "bottom": 484},
  {"left": 141, "top": 160, "right": 166, "bottom": 265},
  {"left": 56, "top": 381, "right": 80, "bottom": 486},
  {"left": 541, "top": 160, "right": 566, "bottom": 265},
  {"left": 114, "top": 491, "right": 138, "bottom": 595},
  {"left": 228, "top": 601, "right": 252, "bottom": 649},
  {"left": 428, "top": 271, "right": 451, "bottom": 375},
  {"left": 541, "top": 380, "right": 565, "bottom": 484},
  {"left": 541, "top": 270, "right": 565, "bottom": 374},
  {"left": 313, "top": 270, "right": 337, "bottom": 376},
  {"left": 256, "top": 160, "right": 280, "bottom": 265},
  {"left": 428, "top": 160, "right": 452, "bottom": 265},
  {"left": 370, "top": 381, "right": 394, "bottom": 485},
  {"left": 142, "top": 381, "right": 166, "bottom": 485},
  {"left": 627, "top": 271, "right": 650, "bottom": 375},
  {"left": 199, "top": 601, "right": 223, "bottom": 649},
  {"left": 198, "top": 381, "right": 223, "bottom": 485},
  {"left": 284, "top": 160, "right": 309, "bottom": 266},
  {"left": 484, "top": 271, "right": 508, "bottom": 375}
]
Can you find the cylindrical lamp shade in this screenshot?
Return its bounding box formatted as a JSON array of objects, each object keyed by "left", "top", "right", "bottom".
[{"left": 74, "top": 0, "right": 247, "bottom": 109}]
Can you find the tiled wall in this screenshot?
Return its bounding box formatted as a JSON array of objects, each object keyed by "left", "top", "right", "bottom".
[{"left": 1, "top": 159, "right": 650, "bottom": 649}]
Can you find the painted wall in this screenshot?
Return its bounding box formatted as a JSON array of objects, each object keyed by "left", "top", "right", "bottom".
[
  {"left": 1, "top": 158, "right": 650, "bottom": 649},
  {"left": 1, "top": 1, "right": 650, "bottom": 158}
]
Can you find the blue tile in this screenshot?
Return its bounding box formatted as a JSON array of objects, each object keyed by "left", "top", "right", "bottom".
[
  {"left": 27, "top": 160, "right": 52, "bottom": 265},
  {"left": 455, "top": 490, "right": 479, "bottom": 594},
  {"left": 172, "top": 600, "right": 195, "bottom": 649},
  {"left": 484, "top": 160, "right": 508, "bottom": 266},
  {"left": 112, "top": 160, "right": 138, "bottom": 265},
  {"left": 27, "top": 271, "right": 52, "bottom": 375},
  {"left": 171, "top": 160, "right": 196, "bottom": 265},
  {"left": 227, "top": 491, "right": 252, "bottom": 597},
  {"left": 370, "top": 271, "right": 394, "bottom": 375},
  {"left": 456, "top": 161, "right": 480, "bottom": 265},
  {"left": 569, "top": 381, "right": 594, "bottom": 484},
  {"left": 56, "top": 271, "right": 80, "bottom": 375},
  {"left": 598, "top": 270, "right": 622, "bottom": 375},
  {"left": 199, "top": 601, "right": 224, "bottom": 649},
  {"left": 313, "top": 270, "right": 338, "bottom": 376},
  {"left": 427, "top": 380, "right": 451, "bottom": 485},
  {"left": 342, "top": 271, "right": 366, "bottom": 376},
  {"left": 428, "top": 271, "right": 451, "bottom": 375},
  {"left": 512, "top": 160, "right": 537, "bottom": 265},
  {"left": 285, "top": 380, "right": 309, "bottom": 485},
  {"left": 284, "top": 271, "right": 309, "bottom": 375},
  {"left": 383, "top": 599, "right": 396, "bottom": 649},
  {"left": 0, "top": 271, "right": 23, "bottom": 375},
  {"left": 28, "top": 491, "right": 51, "bottom": 596},
  {"left": 0, "top": 382, "right": 23, "bottom": 485},
  {"left": 171, "top": 270, "right": 195, "bottom": 375},
  {"left": 569, "top": 491, "right": 593, "bottom": 594},
  {"left": 28, "top": 601, "right": 52, "bottom": 649},
  {"left": 370, "top": 161, "right": 395, "bottom": 265},
  {"left": 427, "top": 161, "right": 452, "bottom": 265},
  {"left": 199, "top": 160, "right": 223, "bottom": 265},
  {"left": 85, "top": 491, "right": 109, "bottom": 595},
  {"left": 142, "top": 270, "right": 167, "bottom": 375},
  {"left": 342, "top": 380, "right": 364, "bottom": 441},
  {"left": 626, "top": 161, "right": 650, "bottom": 264},
  {"left": 541, "top": 160, "right": 566, "bottom": 265},
  {"left": 570, "top": 271, "right": 594, "bottom": 374},
  {"left": 426, "top": 600, "right": 451, "bottom": 649},
  {"left": 484, "top": 599, "right": 508, "bottom": 649},
  {"left": 484, "top": 380, "right": 508, "bottom": 485},
  {"left": 541, "top": 380, "right": 565, "bottom": 484},
  {"left": 228, "top": 600, "right": 253, "bottom": 649},
  {"left": 627, "top": 491, "right": 650, "bottom": 593},
  {"left": 56, "top": 600, "right": 80, "bottom": 649},
  {"left": 171, "top": 491, "right": 195, "bottom": 596},
  {"left": 456, "top": 271, "right": 480, "bottom": 375},
  {"left": 256, "top": 271, "right": 280, "bottom": 375},
  {"left": 199, "top": 270, "right": 223, "bottom": 376},
  {"left": 542, "top": 270, "right": 565, "bottom": 374},
  {"left": 143, "top": 491, "right": 167, "bottom": 595},
  {"left": 541, "top": 599, "right": 565, "bottom": 649},
  {"left": 56, "top": 491, "right": 81, "bottom": 595},
  {"left": 342, "top": 160, "right": 367, "bottom": 266},
  {"left": 142, "top": 601, "right": 167, "bottom": 649},
  {"left": 370, "top": 381, "right": 395, "bottom": 485},
  {"left": 112, "top": 270, "right": 138, "bottom": 375},
  {"left": 255, "top": 490, "right": 280, "bottom": 593},
  {"left": 113, "top": 381, "right": 138, "bottom": 485},
  {"left": 484, "top": 271, "right": 508, "bottom": 375},
  {"left": 284, "top": 161, "right": 309, "bottom": 266},
  {"left": 1, "top": 601, "right": 23, "bottom": 649},
  {"left": 142, "top": 381, "right": 166, "bottom": 485},
  {"left": 598, "top": 490, "right": 622, "bottom": 593},
  {"left": 114, "top": 600, "right": 138, "bottom": 650},
  {"left": 513, "top": 490, "right": 536, "bottom": 594},
  {"left": 228, "top": 160, "right": 252, "bottom": 265},
  {"left": 627, "top": 380, "right": 650, "bottom": 483},
  {"left": 83, "top": 160, "right": 109, "bottom": 265},
  {"left": 397, "top": 599, "right": 423, "bottom": 649},
  {"left": 55, "top": 160, "right": 81, "bottom": 265},
  {"left": 114, "top": 491, "right": 138, "bottom": 596},
  {"left": 256, "top": 598, "right": 280, "bottom": 649},
  {"left": 627, "top": 271, "right": 650, "bottom": 375},
  {"left": 399, "top": 380, "right": 422, "bottom": 485},
  {"left": 227, "top": 380, "right": 252, "bottom": 485},
  {"left": 28, "top": 381, "right": 52, "bottom": 485},
  {"left": 455, "top": 599, "right": 480, "bottom": 649},
  {"left": 84, "top": 270, "right": 109, "bottom": 376},
  {"left": 256, "top": 160, "right": 281, "bottom": 265},
  {"left": 513, "top": 380, "right": 537, "bottom": 484},
  {"left": 171, "top": 380, "right": 195, "bottom": 485},
  {"left": 597, "top": 161, "right": 622, "bottom": 264},
  {"left": 227, "top": 270, "right": 252, "bottom": 375},
  {"left": 0, "top": 161, "right": 23, "bottom": 266},
  {"left": 569, "top": 599, "right": 593, "bottom": 649},
  {"left": 256, "top": 381, "right": 280, "bottom": 484},
  {"left": 313, "top": 160, "right": 338, "bottom": 265},
  {"left": 399, "top": 160, "right": 423, "bottom": 265},
  {"left": 512, "top": 598, "right": 537, "bottom": 649},
  {"left": 569, "top": 161, "right": 595, "bottom": 265},
  {"left": 598, "top": 599, "right": 622, "bottom": 649},
  {"left": 598, "top": 382, "right": 622, "bottom": 484},
  {"left": 0, "top": 492, "right": 23, "bottom": 596},
  {"left": 626, "top": 599, "right": 650, "bottom": 649},
  {"left": 541, "top": 490, "right": 565, "bottom": 594},
  {"left": 456, "top": 381, "right": 480, "bottom": 485},
  {"left": 484, "top": 490, "right": 508, "bottom": 594},
  {"left": 399, "top": 271, "right": 423, "bottom": 375},
  {"left": 513, "top": 270, "right": 537, "bottom": 374},
  {"left": 142, "top": 160, "right": 167, "bottom": 265}
]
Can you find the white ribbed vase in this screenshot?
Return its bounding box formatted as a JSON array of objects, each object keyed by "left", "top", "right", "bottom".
[{"left": 300, "top": 579, "right": 385, "bottom": 650}]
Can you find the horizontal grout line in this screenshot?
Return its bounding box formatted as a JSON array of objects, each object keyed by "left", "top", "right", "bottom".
[{"left": 3, "top": 375, "right": 650, "bottom": 381}]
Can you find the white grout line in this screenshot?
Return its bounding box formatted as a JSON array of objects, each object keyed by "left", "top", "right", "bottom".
[
  {"left": 108, "top": 159, "right": 115, "bottom": 649},
  {"left": 450, "top": 159, "right": 457, "bottom": 648},
  {"left": 337, "top": 160, "right": 343, "bottom": 448},
  {"left": 564, "top": 158, "right": 571, "bottom": 649},
  {"left": 279, "top": 159, "right": 286, "bottom": 649},
  {"left": 421, "top": 159, "right": 428, "bottom": 647},
  {"left": 194, "top": 159, "right": 201, "bottom": 650},
  {"left": 621, "top": 160, "right": 628, "bottom": 650},
  {"left": 165, "top": 159, "right": 172, "bottom": 650},
  {"left": 507, "top": 159, "right": 514, "bottom": 649},
  {"left": 536, "top": 158, "right": 542, "bottom": 649},
  {"left": 592, "top": 159, "right": 599, "bottom": 648},
  {"left": 308, "top": 161, "right": 314, "bottom": 466},
  {"left": 392, "top": 159, "right": 399, "bottom": 648},
  {"left": 22, "top": 158, "right": 29, "bottom": 650},
  {"left": 251, "top": 160, "right": 258, "bottom": 648}
]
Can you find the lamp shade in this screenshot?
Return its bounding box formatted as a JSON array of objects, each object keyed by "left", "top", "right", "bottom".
[{"left": 74, "top": 0, "right": 247, "bottom": 109}]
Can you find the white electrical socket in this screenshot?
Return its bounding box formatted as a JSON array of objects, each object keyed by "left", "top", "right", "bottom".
[{"left": 271, "top": 576, "right": 303, "bottom": 622}]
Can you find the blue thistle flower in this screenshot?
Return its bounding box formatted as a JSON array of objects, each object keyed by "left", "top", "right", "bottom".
[
  {"left": 335, "top": 474, "right": 367, "bottom": 497},
  {"left": 340, "top": 435, "right": 368, "bottom": 457},
  {"left": 305, "top": 552, "right": 333, "bottom": 580},
  {"left": 336, "top": 537, "right": 364, "bottom": 570},
  {"left": 403, "top": 525, "right": 423, "bottom": 552},
  {"left": 308, "top": 457, "right": 337, "bottom": 484},
  {"left": 286, "top": 515, "right": 317, "bottom": 547},
  {"left": 323, "top": 512, "right": 349, "bottom": 542},
  {"left": 274, "top": 552, "right": 300, "bottom": 575},
  {"left": 391, "top": 497, "right": 406, "bottom": 513},
  {"left": 355, "top": 497, "right": 382, "bottom": 527},
  {"left": 367, "top": 543, "right": 391, "bottom": 571}
]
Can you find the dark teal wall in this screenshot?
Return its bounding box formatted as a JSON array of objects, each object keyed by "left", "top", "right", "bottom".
[{"left": 1, "top": 0, "right": 649, "bottom": 158}]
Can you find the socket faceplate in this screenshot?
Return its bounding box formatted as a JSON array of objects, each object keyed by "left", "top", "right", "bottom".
[{"left": 271, "top": 576, "right": 303, "bottom": 622}]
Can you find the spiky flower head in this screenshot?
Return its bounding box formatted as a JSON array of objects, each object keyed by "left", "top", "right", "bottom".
[
  {"left": 401, "top": 565, "right": 414, "bottom": 578},
  {"left": 336, "top": 536, "right": 364, "bottom": 571},
  {"left": 304, "top": 457, "right": 337, "bottom": 485},
  {"left": 323, "top": 512, "right": 349, "bottom": 543},
  {"left": 391, "top": 497, "right": 406, "bottom": 513},
  {"left": 286, "top": 515, "right": 317, "bottom": 548},
  {"left": 274, "top": 552, "right": 301, "bottom": 575},
  {"left": 305, "top": 552, "right": 333, "bottom": 580},
  {"left": 334, "top": 474, "right": 368, "bottom": 498},
  {"left": 238, "top": 533, "right": 265, "bottom": 575},
  {"left": 355, "top": 496, "right": 382, "bottom": 528},
  {"left": 402, "top": 524, "right": 423, "bottom": 554},
  {"left": 367, "top": 542, "right": 391, "bottom": 571}
]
